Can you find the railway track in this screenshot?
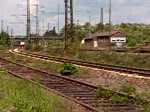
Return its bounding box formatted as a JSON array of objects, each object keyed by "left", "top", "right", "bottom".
[
  {"left": 0, "top": 56, "right": 142, "bottom": 112},
  {"left": 13, "top": 50, "right": 150, "bottom": 77}
]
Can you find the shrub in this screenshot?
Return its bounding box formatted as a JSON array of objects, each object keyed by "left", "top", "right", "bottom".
[
  {"left": 96, "top": 85, "right": 114, "bottom": 98},
  {"left": 127, "top": 37, "right": 137, "bottom": 47},
  {"left": 111, "top": 95, "right": 134, "bottom": 104},
  {"left": 0, "top": 32, "right": 10, "bottom": 46},
  {"left": 120, "top": 83, "right": 136, "bottom": 95},
  {"left": 96, "top": 85, "right": 136, "bottom": 105},
  {"left": 32, "top": 44, "right": 43, "bottom": 51},
  {"left": 60, "top": 62, "right": 78, "bottom": 76},
  {"left": 7, "top": 56, "right": 16, "bottom": 62}
]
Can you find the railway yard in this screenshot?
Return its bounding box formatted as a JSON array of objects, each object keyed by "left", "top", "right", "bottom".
[
  {"left": 0, "top": 0, "right": 150, "bottom": 111},
  {"left": 0, "top": 47, "right": 149, "bottom": 112}
]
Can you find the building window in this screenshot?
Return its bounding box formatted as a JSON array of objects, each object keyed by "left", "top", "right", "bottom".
[{"left": 120, "top": 40, "right": 124, "bottom": 42}]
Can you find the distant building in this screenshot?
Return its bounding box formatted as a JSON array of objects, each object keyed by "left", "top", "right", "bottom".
[
  {"left": 44, "top": 27, "right": 57, "bottom": 37},
  {"left": 144, "top": 41, "right": 150, "bottom": 46},
  {"left": 82, "top": 30, "right": 127, "bottom": 47}
]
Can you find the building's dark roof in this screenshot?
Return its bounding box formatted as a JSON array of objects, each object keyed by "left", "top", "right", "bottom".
[
  {"left": 84, "top": 30, "right": 125, "bottom": 40},
  {"left": 144, "top": 41, "right": 150, "bottom": 43}
]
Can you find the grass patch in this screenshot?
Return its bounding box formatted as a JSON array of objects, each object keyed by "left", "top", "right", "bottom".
[
  {"left": 39, "top": 49, "right": 150, "bottom": 70},
  {"left": 96, "top": 85, "right": 135, "bottom": 104},
  {"left": 138, "top": 91, "right": 150, "bottom": 101},
  {"left": 120, "top": 83, "right": 136, "bottom": 95},
  {"left": 96, "top": 85, "right": 150, "bottom": 111},
  {"left": 27, "top": 58, "right": 61, "bottom": 73},
  {"left": 77, "top": 67, "right": 89, "bottom": 76},
  {"left": 7, "top": 56, "right": 17, "bottom": 62},
  {"left": 111, "top": 95, "right": 135, "bottom": 104},
  {"left": 96, "top": 85, "right": 114, "bottom": 99},
  {"left": 14, "top": 55, "right": 83, "bottom": 77},
  {"left": 0, "top": 67, "right": 73, "bottom": 112}
]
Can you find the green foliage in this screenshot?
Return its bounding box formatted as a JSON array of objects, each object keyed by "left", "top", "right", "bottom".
[
  {"left": 111, "top": 95, "right": 134, "bottom": 104},
  {"left": 60, "top": 62, "right": 78, "bottom": 76},
  {"left": 32, "top": 43, "right": 43, "bottom": 51},
  {"left": 143, "top": 103, "right": 150, "bottom": 112},
  {"left": 73, "top": 51, "right": 150, "bottom": 69},
  {"left": 7, "top": 56, "right": 17, "bottom": 62},
  {"left": 120, "top": 83, "right": 136, "bottom": 95},
  {"left": 59, "top": 22, "right": 150, "bottom": 47},
  {"left": 0, "top": 67, "right": 8, "bottom": 74},
  {"left": 138, "top": 91, "right": 150, "bottom": 100},
  {"left": 96, "top": 85, "right": 136, "bottom": 104},
  {"left": 45, "top": 49, "right": 62, "bottom": 57},
  {"left": 46, "top": 40, "right": 64, "bottom": 48},
  {"left": 127, "top": 37, "right": 137, "bottom": 47},
  {"left": 0, "top": 69, "right": 72, "bottom": 112},
  {"left": 96, "top": 85, "right": 114, "bottom": 98},
  {"left": 0, "top": 32, "right": 10, "bottom": 46}
]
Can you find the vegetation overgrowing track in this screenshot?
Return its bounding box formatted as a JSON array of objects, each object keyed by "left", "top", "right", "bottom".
[
  {"left": 0, "top": 55, "right": 143, "bottom": 112},
  {"left": 13, "top": 50, "right": 150, "bottom": 77}
]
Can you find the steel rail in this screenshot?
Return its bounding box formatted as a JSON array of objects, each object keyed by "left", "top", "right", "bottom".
[
  {"left": 0, "top": 56, "right": 143, "bottom": 112},
  {"left": 15, "top": 51, "right": 150, "bottom": 77}
]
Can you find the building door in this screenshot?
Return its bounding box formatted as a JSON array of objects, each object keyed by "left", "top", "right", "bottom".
[{"left": 94, "top": 41, "right": 98, "bottom": 48}]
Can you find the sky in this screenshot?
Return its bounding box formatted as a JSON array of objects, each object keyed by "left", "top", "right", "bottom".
[{"left": 0, "top": 0, "right": 150, "bottom": 35}]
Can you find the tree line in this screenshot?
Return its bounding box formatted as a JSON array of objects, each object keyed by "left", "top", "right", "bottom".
[{"left": 59, "top": 22, "right": 150, "bottom": 47}]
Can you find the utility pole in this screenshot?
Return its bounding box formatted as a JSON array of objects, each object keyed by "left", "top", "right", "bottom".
[
  {"left": 47, "top": 23, "right": 50, "bottom": 31},
  {"left": 100, "top": 7, "right": 104, "bottom": 25},
  {"left": 100, "top": 7, "right": 104, "bottom": 31},
  {"left": 77, "top": 19, "right": 79, "bottom": 27},
  {"left": 1, "top": 20, "right": 4, "bottom": 33},
  {"left": 89, "top": 14, "right": 91, "bottom": 37},
  {"left": 58, "top": 4, "right": 60, "bottom": 34},
  {"left": 10, "top": 28, "right": 13, "bottom": 47},
  {"left": 7, "top": 26, "right": 9, "bottom": 34},
  {"left": 27, "top": 0, "right": 31, "bottom": 47},
  {"left": 41, "top": 11, "right": 45, "bottom": 45},
  {"left": 64, "top": 0, "right": 68, "bottom": 55},
  {"left": 70, "top": 0, "right": 74, "bottom": 42},
  {"left": 11, "top": 28, "right": 13, "bottom": 37},
  {"left": 35, "top": 4, "right": 39, "bottom": 42},
  {"left": 42, "top": 11, "right": 45, "bottom": 35},
  {"left": 109, "top": 0, "right": 112, "bottom": 47}
]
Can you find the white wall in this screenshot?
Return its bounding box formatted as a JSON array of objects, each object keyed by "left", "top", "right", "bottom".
[
  {"left": 81, "top": 39, "right": 85, "bottom": 44},
  {"left": 111, "top": 37, "right": 126, "bottom": 43}
]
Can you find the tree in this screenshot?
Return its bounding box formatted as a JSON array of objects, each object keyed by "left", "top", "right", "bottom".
[
  {"left": 0, "top": 32, "right": 10, "bottom": 46},
  {"left": 95, "top": 23, "right": 104, "bottom": 32}
]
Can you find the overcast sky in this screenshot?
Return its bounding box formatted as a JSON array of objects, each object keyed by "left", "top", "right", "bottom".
[{"left": 0, "top": 0, "right": 150, "bottom": 35}]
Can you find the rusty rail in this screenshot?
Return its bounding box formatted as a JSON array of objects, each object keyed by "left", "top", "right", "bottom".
[
  {"left": 15, "top": 51, "right": 150, "bottom": 77},
  {"left": 0, "top": 56, "right": 142, "bottom": 112}
]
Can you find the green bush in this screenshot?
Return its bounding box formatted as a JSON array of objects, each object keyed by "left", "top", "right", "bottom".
[
  {"left": 120, "top": 83, "right": 136, "bottom": 95},
  {"left": 111, "top": 95, "right": 134, "bottom": 104},
  {"left": 7, "top": 56, "right": 16, "bottom": 62},
  {"left": 127, "top": 37, "right": 137, "bottom": 47},
  {"left": 0, "top": 32, "right": 10, "bottom": 46},
  {"left": 96, "top": 85, "right": 135, "bottom": 104},
  {"left": 96, "top": 85, "right": 114, "bottom": 98},
  {"left": 60, "top": 62, "right": 78, "bottom": 76}
]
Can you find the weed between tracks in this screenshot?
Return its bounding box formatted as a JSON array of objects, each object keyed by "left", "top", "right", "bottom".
[
  {"left": 14, "top": 55, "right": 86, "bottom": 76},
  {"left": 0, "top": 68, "right": 73, "bottom": 112},
  {"left": 96, "top": 85, "right": 150, "bottom": 111},
  {"left": 119, "top": 83, "right": 136, "bottom": 95},
  {"left": 42, "top": 50, "right": 150, "bottom": 70},
  {"left": 7, "top": 55, "right": 17, "bottom": 62},
  {"left": 60, "top": 62, "right": 78, "bottom": 76}
]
